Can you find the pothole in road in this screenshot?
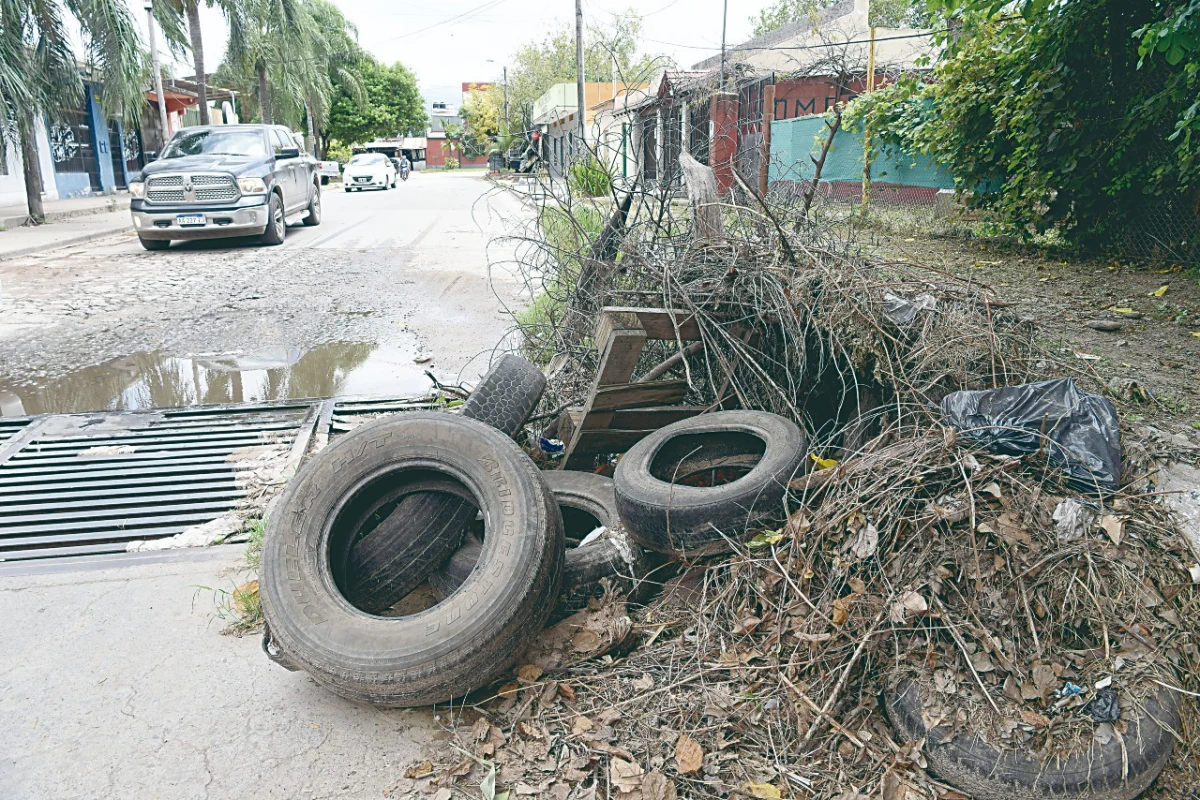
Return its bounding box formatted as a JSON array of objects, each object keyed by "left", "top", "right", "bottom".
[{"left": 0, "top": 341, "right": 435, "bottom": 417}]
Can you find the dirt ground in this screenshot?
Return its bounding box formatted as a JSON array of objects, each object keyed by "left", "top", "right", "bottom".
[{"left": 872, "top": 232, "right": 1200, "bottom": 440}]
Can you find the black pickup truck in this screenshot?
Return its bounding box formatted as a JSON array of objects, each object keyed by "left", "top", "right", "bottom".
[{"left": 128, "top": 124, "right": 321, "bottom": 251}]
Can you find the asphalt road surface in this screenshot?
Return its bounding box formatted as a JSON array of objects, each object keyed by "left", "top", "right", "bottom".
[
  {"left": 0, "top": 170, "right": 533, "bottom": 798},
  {"left": 0, "top": 170, "right": 530, "bottom": 417}
]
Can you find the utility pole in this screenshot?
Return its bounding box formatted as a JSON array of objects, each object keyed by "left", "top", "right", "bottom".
[
  {"left": 575, "top": 0, "right": 586, "bottom": 148},
  {"left": 145, "top": 3, "right": 171, "bottom": 146},
  {"left": 719, "top": 0, "right": 729, "bottom": 90}
]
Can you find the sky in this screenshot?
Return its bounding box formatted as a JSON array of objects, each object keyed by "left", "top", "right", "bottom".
[{"left": 172, "top": 0, "right": 777, "bottom": 111}]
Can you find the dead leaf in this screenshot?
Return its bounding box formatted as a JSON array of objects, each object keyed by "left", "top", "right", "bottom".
[
  {"left": 784, "top": 508, "right": 812, "bottom": 538},
  {"left": 674, "top": 734, "right": 704, "bottom": 774},
  {"left": 1150, "top": 284, "right": 1169, "bottom": 297},
  {"left": 1032, "top": 664, "right": 1058, "bottom": 699},
  {"left": 480, "top": 764, "right": 498, "bottom": 800},
  {"left": 1020, "top": 709, "right": 1051, "bottom": 728},
  {"left": 980, "top": 482, "right": 1003, "bottom": 500},
  {"left": 233, "top": 580, "right": 259, "bottom": 614},
  {"left": 571, "top": 630, "right": 602, "bottom": 652},
  {"left": 517, "top": 664, "right": 544, "bottom": 683},
  {"left": 969, "top": 651, "right": 995, "bottom": 673},
  {"left": 558, "top": 683, "right": 577, "bottom": 701},
  {"left": 518, "top": 722, "right": 544, "bottom": 739},
  {"left": 640, "top": 770, "right": 677, "bottom": 800},
  {"left": 994, "top": 512, "right": 1031, "bottom": 547},
  {"left": 632, "top": 674, "right": 655, "bottom": 692},
  {"left": 610, "top": 758, "right": 644, "bottom": 793},
  {"left": 1003, "top": 675, "right": 1023, "bottom": 704},
  {"left": 851, "top": 523, "right": 879, "bottom": 559},
  {"left": 733, "top": 616, "right": 762, "bottom": 635},
  {"left": 746, "top": 783, "right": 782, "bottom": 799},
  {"left": 889, "top": 590, "right": 928, "bottom": 623},
  {"left": 1101, "top": 515, "right": 1125, "bottom": 546},
  {"left": 571, "top": 716, "right": 595, "bottom": 735},
  {"left": 432, "top": 789, "right": 452, "bottom": 800},
  {"left": 498, "top": 682, "right": 520, "bottom": 700},
  {"left": 597, "top": 708, "right": 623, "bottom": 726},
  {"left": 404, "top": 760, "right": 433, "bottom": 779}
]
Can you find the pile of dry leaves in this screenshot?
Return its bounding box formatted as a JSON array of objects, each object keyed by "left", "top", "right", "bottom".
[{"left": 385, "top": 419, "right": 1197, "bottom": 800}]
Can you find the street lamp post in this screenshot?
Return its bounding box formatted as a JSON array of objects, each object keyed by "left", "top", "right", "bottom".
[{"left": 145, "top": 3, "right": 170, "bottom": 145}]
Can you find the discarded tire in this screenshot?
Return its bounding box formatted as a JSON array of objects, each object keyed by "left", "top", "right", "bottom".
[
  {"left": 885, "top": 678, "right": 1180, "bottom": 800},
  {"left": 260, "top": 412, "right": 563, "bottom": 707},
  {"left": 614, "top": 410, "right": 806, "bottom": 557},
  {"left": 342, "top": 354, "right": 546, "bottom": 613},
  {"left": 429, "top": 471, "right": 660, "bottom": 609}
]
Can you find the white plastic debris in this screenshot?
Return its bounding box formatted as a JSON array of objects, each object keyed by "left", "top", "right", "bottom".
[
  {"left": 126, "top": 514, "right": 243, "bottom": 552},
  {"left": 883, "top": 292, "right": 937, "bottom": 326},
  {"left": 578, "top": 525, "right": 607, "bottom": 548},
  {"left": 1052, "top": 498, "right": 1098, "bottom": 541}
]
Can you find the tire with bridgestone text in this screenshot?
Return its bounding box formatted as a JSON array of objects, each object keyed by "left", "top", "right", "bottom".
[
  {"left": 259, "top": 412, "right": 564, "bottom": 707},
  {"left": 342, "top": 354, "right": 547, "bottom": 613},
  {"left": 429, "top": 471, "right": 662, "bottom": 609},
  {"left": 885, "top": 678, "right": 1179, "bottom": 800},
  {"left": 614, "top": 410, "right": 806, "bottom": 557}
]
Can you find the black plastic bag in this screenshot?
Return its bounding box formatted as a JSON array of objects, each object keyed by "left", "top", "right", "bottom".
[
  {"left": 940, "top": 378, "right": 1120, "bottom": 492},
  {"left": 1082, "top": 688, "right": 1121, "bottom": 723}
]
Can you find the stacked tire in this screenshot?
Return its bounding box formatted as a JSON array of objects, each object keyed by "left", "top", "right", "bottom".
[{"left": 261, "top": 353, "right": 808, "bottom": 706}]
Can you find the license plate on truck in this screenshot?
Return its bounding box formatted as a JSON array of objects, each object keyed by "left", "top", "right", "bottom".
[{"left": 177, "top": 214, "right": 206, "bottom": 227}]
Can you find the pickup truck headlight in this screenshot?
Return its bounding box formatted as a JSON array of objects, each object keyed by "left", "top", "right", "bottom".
[
  {"left": 129, "top": 181, "right": 145, "bottom": 199},
  {"left": 238, "top": 177, "right": 267, "bottom": 195}
]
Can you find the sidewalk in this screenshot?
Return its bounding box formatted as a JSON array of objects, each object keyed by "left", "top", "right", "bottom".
[{"left": 0, "top": 194, "right": 132, "bottom": 260}]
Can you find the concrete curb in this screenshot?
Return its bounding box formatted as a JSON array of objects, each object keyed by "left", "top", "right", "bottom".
[
  {"left": 0, "top": 200, "right": 123, "bottom": 231},
  {"left": 0, "top": 224, "right": 133, "bottom": 261}
]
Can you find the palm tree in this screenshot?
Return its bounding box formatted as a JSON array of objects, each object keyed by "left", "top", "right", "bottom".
[
  {"left": 222, "top": 0, "right": 364, "bottom": 146},
  {"left": 224, "top": 0, "right": 305, "bottom": 125},
  {"left": 0, "top": 0, "right": 148, "bottom": 223},
  {"left": 155, "top": 0, "right": 236, "bottom": 126}
]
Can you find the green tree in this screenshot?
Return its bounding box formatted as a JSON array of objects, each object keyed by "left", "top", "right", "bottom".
[
  {"left": 462, "top": 88, "right": 502, "bottom": 139},
  {"left": 506, "top": 13, "right": 666, "bottom": 128},
  {"left": 325, "top": 59, "right": 425, "bottom": 146},
  {"left": 750, "top": 0, "right": 929, "bottom": 36},
  {"left": 849, "top": 0, "right": 1189, "bottom": 247},
  {"left": 0, "top": 0, "right": 148, "bottom": 222}
]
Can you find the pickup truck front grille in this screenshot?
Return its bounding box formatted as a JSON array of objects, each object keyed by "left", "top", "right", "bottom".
[{"left": 145, "top": 173, "right": 239, "bottom": 204}]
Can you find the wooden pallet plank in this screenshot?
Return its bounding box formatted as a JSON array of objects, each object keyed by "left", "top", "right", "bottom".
[
  {"left": 601, "top": 306, "right": 702, "bottom": 341},
  {"left": 588, "top": 380, "right": 689, "bottom": 415}
]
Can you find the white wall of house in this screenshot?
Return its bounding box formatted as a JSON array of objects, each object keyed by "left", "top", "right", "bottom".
[{"left": 0, "top": 121, "right": 60, "bottom": 209}]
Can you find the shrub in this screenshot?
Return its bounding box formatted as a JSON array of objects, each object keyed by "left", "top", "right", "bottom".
[{"left": 568, "top": 156, "right": 612, "bottom": 197}]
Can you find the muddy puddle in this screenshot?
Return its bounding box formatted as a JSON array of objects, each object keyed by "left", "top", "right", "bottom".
[{"left": 0, "top": 342, "right": 435, "bottom": 417}]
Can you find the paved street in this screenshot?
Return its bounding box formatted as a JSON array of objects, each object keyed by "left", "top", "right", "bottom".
[
  {"left": 0, "top": 170, "right": 529, "bottom": 798},
  {"left": 0, "top": 170, "right": 529, "bottom": 416}
]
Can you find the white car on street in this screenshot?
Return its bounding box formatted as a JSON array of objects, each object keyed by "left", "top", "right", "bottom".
[{"left": 343, "top": 153, "right": 396, "bottom": 191}]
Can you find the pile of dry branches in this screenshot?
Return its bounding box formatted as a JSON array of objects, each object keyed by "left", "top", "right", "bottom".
[{"left": 404, "top": 169, "right": 1200, "bottom": 799}]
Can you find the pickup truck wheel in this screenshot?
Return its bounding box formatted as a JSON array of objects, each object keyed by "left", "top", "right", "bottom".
[
  {"left": 259, "top": 193, "right": 286, "bottom": 246},
  {"left": 139, "top": 237, "right": 170, "bottom": 251},
  {"left": 303, "top": 186, "right": 321, "bottom": 227}
]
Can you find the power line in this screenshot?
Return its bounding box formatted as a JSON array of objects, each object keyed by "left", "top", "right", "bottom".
[{"left": 384, "top": 0, "right": 512, "bottom": 42}]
